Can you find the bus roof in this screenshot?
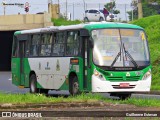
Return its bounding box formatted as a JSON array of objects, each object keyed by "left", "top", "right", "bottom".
[
  {"left": 84, "top": 22, "right": 143, "bottom": 31},
  {"left": 14, "top": 22, "right": 143, "bottom": 35}
]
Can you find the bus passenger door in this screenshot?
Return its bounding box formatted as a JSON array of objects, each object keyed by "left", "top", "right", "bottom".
[
  {"left": 19, "top": 41, "right": 25, "bottom": 85},
  {"left": 82, "top": 37, "right": 90, "bottom": 90}
]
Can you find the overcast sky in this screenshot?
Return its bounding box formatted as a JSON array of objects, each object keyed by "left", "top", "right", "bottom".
[{"left": 0, "top": 0, "right": 133, "bottom": 21}]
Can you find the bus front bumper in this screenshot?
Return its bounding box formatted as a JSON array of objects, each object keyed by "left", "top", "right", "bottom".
[{"left": 92, "top": 75, "right": 151, "bottom": 93}]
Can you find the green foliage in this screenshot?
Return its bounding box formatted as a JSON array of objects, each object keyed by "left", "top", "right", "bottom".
[
  {"left": 1, "top": 92, "right": 160, "bottom": 107},
  {"left": 128, "top": 0, "right": 160, "bottom": 21},
  {"left": 149, "top": 0, "right": 160, "bottom": 4},
  {"left": 51, "top": 18, "right": 81, "bottom": 26},
  {"left": 127, "top": 9, "right": 138, "bottom": 21},
  {"left": 131, "top": 15, "right": 160, "bottom": 90},
  {"left": 104, "top": 1, "right": 115, "bottom": 12},
  {"left": 104, "top": 1, "right": 120, "bottom": 14},
  {"left": 142, "top": 2, "right": 159, "bottom": 17},
  {"left": 119, "top": 98, "right": 160, "bottom": 107},
  {"left": 113, "top": 10, "right": 120, "bottom": 14}
]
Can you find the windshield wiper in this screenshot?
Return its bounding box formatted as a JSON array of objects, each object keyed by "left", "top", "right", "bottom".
[
  {"left": 123, "top": 44, "right": 139, "bottom": 68},
  {"left": 110, "top": 44, "right": 121, "bottom": 68}
]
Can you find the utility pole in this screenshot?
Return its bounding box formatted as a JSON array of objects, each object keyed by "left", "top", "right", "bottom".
[
  {"left": 138, "top": 0, "right": 143, "bottom": 19},
  {"left": 125, "top": 4, "right": 127, "bottom": 21},
  {"left": 2, "top": 0, "right": 6, "bottom": 15},
  {"left": 58, "top": 0, "right": 60, "bottom": 14},
  {"left": 73, "top": 3, "right": 74, "bottom": 20},
  {"left": 4, "top": 5, "right": 6, "bottom": 15},
  {"left": 66, "top": 0, "right": 67, "bottom": 20},
  {"left": 83, "top": 0, "right": 85, "bottom": 11}
]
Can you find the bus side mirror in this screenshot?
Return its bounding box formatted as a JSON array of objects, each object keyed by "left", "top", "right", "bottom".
[
  {"left": 80, "top": 29, "right": 89, "bottom": 37},
  {"left": 89, "top": 39, "right": 94, "bottom": 48}
]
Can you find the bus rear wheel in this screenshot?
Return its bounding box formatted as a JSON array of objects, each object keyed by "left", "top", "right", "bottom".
[
  {"left": 40, "top": 89, "right": 49, "bottom": 95},
  {"left": 30, "top": 74, "right": 38, "bottom": 94},
  {"left": 69, "top": 76, "right": 79, "bottom": 96}
]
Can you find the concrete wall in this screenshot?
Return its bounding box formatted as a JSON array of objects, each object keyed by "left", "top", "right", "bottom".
[{"left": 0, "top": 12, "right": 53, "bottom": 31}]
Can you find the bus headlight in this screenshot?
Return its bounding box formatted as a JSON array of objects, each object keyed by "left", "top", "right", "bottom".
[
  {"left": 142, "top": 70, "right": 151, "bottom": 80},
  {"left": 94, "top": 69, "right": 99, "bottom": 76},
  {"left": 94, "top": 69, "right": 105, "bottom": 81}
]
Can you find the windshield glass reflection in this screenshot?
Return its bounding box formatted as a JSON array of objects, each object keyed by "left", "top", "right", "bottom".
[{"left": 92, "top": 29, "right": 149, "bottom": 67}]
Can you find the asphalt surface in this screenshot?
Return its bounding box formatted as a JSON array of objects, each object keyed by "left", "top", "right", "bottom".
[{"left": 1, "top": 71, "right": 160, "bottom": 100}]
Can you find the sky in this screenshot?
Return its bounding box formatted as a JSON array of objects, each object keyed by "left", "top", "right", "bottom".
[{"left": 0, "top": 0, "right": 133, "bottom": 21}]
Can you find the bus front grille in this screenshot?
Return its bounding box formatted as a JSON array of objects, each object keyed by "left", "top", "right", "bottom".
[
  {"left": 107, "top": 76, "right": 140, "bottom": 81},
  {"left": 107, "top": 77, "right": 123, "bottom": 81},
  {"left": 126, "top": 76, "right": 140, "bottom": 81},
  {"left": 112, "top": 85, "right": 136, "bottom": 89}
]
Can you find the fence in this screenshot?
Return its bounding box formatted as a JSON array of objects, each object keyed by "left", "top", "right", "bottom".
[{"left": 59, "top": 2, "right": 132, "bottom": 21}]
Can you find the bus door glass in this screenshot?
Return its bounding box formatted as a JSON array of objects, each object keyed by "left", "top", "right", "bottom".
[
  {"left": 84, "top": 37, "right": 88, "bottom": 89},
  {"left": 19, "top": 41, "right": 26, "bottom": 85},
  {"left": 80, "top": 29, "right": 90, "bottom": 90}
]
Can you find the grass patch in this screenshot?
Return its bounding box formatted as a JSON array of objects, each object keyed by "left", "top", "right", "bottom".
[
  {"left": 0, "top": 93, "right": 160, "bottom": 107},
  {"left": 131, "top": 15, "right": 160, "bottom": 90},
  {"left": 117, "top": 98, "right": 160, "bottom": 107},
  {"left": 52, "top": 18, "right": 82, "bottom": 26}
]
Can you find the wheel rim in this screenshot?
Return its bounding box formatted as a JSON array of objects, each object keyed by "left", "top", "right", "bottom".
[
  {"left": 73, "top": 82, "right": 79, "bottom": 94},
  {"left": 31, "top": 80, "right": 35, "bottom": 93}
]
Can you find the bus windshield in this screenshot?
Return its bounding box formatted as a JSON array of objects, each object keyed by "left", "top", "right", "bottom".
[{"left": 92, "top": 29, "right": 150, "bottom": 68}]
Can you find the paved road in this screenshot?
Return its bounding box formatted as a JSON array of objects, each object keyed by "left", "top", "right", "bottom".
[
  {"left": 0, "top": 72, "right": 69, "bottom": 95},
  {"left": 1, "top": 72, "right": 160, "bottom": 99},
  {"left": 0, "top": 72, "right": 29, "bottom": 93}
]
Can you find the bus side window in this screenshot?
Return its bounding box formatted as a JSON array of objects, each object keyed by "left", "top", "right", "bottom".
[
  {"left": 25, "top": 35, "right": 31, "bottom": 57},
  {"left": 66, "top": 31, "right": 79, "bottom": 56},
  {"left": 40, "top": 33, "right": 52, "bottom": 56},
  {"left": 52, "top": 32, "right": 65, "bottom": 56},
  {"left": 30, "top": 34, "right": 40, "bottom": 56}
]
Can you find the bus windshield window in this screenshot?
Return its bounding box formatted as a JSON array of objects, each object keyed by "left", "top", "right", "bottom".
[{"left": 92, "top": 29, "right": 149, "bottom": 67}]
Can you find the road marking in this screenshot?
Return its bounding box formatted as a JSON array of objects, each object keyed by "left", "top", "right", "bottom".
[{"left": 8, "top": 78, "right": 12, "bottom": 81}]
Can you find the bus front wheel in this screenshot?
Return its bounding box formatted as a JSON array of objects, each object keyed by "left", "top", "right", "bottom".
[
  {"left": 118, "top": 94, "right": 131, "bottom": 100},
  {"left": 30, "top": 74, "right": 38, "bottom": 94},
  {"left": 69, "top": 76, "right": 79, "bottom": 96}
]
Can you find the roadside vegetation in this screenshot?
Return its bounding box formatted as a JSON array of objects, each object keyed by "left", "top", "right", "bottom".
[
  {"left": 51, "top": 18, "right": 81, "bottom": 26},
  {"left": 0, "top": 92, "right": 160, "bottom": 107},
  {"left": 131, "top": 15, "right": 160, "bottom": 90}
]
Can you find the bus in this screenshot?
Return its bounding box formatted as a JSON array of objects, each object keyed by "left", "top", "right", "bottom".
[{"left": 12, "top": 22, "right": 151, "bottom": 99}]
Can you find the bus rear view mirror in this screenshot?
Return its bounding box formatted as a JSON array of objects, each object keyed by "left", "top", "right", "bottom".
[
  {"left": 80, "top": 29, "right": 89, "bottom": 37},
  {"left": 89, "top": 39, "right": 94, "bottom": 48}
]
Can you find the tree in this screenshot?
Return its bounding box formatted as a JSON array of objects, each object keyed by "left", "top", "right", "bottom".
[
  {"left": 128, "top": 0, "right": 160, "bottom": 21},
  {"left": 104, "top": 1, "right": 120, "bottom": 14},
  {"left": 148, "top": 0, "right": 160, "bottom": 4}
]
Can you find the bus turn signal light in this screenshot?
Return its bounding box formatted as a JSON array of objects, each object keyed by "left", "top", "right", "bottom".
[{"left": 70, "top": 58, "right": 79, "bottom": 65}]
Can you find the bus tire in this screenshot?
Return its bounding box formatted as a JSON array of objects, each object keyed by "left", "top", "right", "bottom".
[
  {"left": 30, "top": 74, "right": 38, "bottom": 94},
  {"left": 119, "top": 94, "right": 131, "bottom": 100},
  {"left": 40, "top": 89, "right": 49, "bottom": 95},
  {"left": 69, "top": 76, "right": 79, "bottom": 96}
]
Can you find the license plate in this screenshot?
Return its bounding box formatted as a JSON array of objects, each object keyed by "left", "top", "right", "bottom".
[{"left": 119, "top": 83, "right": 130, "bottom": 87}]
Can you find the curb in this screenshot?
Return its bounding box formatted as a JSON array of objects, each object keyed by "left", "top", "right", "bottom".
[
  {"left": 0, "top": 102, "right": 107, "bottom": 110},
  {"left": 135, "top": 91, "right": 160, "bottom": 95}
]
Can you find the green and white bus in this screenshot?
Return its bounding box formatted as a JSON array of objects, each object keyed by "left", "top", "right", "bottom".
[{"left": 12, "top": 22, "right": 151, "bottom": 99}]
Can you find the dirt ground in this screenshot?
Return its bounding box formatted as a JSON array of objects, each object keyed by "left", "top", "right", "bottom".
[{"left": 0, "top": 102, "right": 160, "bottom": 119}]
